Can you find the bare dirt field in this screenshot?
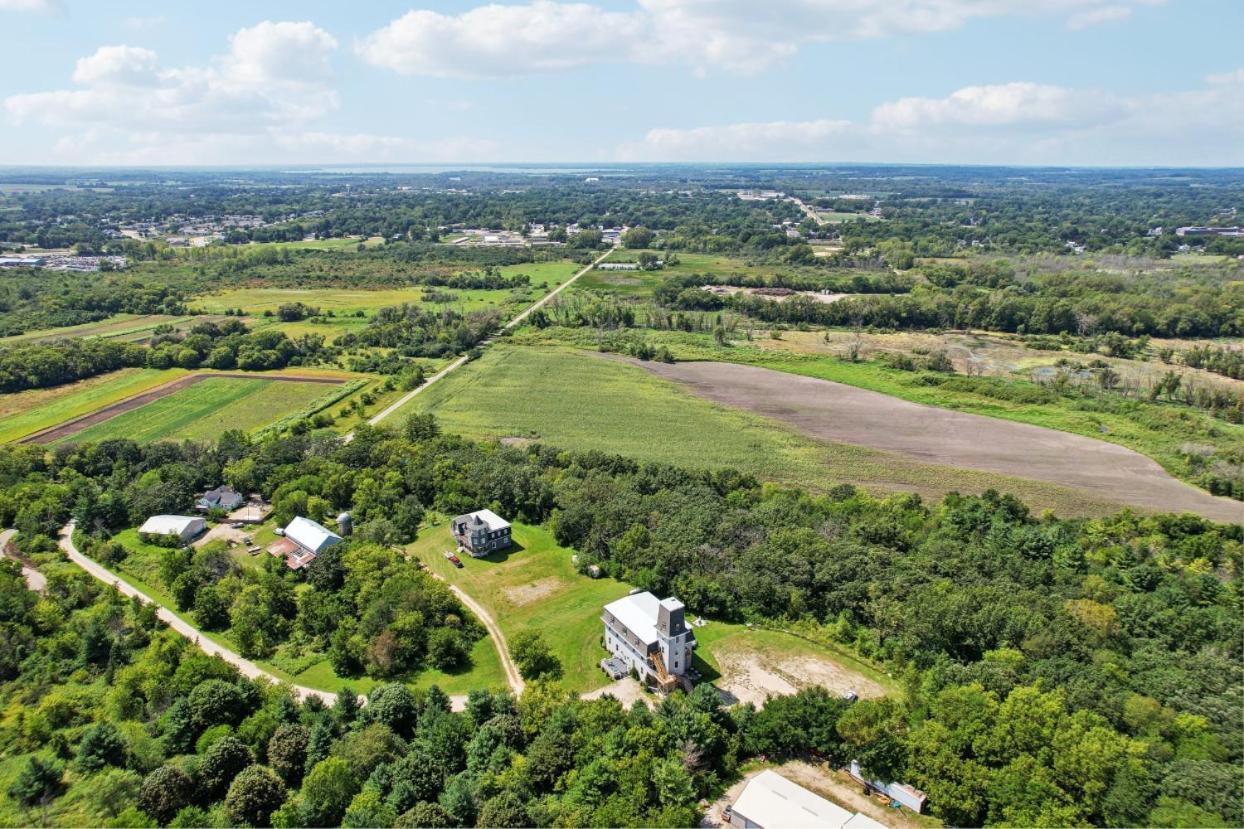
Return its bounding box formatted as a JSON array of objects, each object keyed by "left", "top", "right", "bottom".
[
  {"left": 502, "top": 576, "right": 563, "bottom": 607},
  {"left": 714, "top": 640, "right": 888, "bottom": 708},
  {"left": 636, "top": 360, "right": 1243, "bottom": 523},
  {"left": 581, "top": 677, "right": 653, "bottom": 709},
  {"left": 19, "top": 372, "right": 345, "bottom": 445}
]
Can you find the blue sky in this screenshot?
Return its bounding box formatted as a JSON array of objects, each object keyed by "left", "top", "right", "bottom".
[{"left": 1, "top": 0, "right": 1241, "bottom": 166}]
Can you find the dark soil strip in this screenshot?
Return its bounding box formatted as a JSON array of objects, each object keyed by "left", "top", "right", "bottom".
[{"left": 20, "top": 373, "right": 346, "bottom": 445}]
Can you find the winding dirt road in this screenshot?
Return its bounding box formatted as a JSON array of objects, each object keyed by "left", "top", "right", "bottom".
[
  {"left": 1, "top": 529, "right": 46, "bottom": 592},
  {"left": 634, "top": 360, "right": 1242, "bottom": 524},
  {"left": 446, "top": 583, "right": 526, "bottom": 695}
]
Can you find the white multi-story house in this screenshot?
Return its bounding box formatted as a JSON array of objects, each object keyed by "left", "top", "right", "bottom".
[{"left": 601, "top": 592, "right": 695, "bottom": 691}]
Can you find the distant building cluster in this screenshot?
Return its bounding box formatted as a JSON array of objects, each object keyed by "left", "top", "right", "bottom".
[
  {"left": 1174, "top": 226, "right": 1243, "bottom": 237},
  {"left": 0, "top": 253, "right": 127, "bottom": 271}
]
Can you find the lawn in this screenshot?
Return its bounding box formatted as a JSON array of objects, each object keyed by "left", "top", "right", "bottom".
[
  {"left": 0, "top": 367, "right": 186, "bottom": 443},
  {"left": 54, "top": 376, "right": 338, "bottom": 445},
  {"left": 0, "top": 313, "right": 182, "bottom": 346},
  {"left": 408, "top": 520, "right": 632, "bottom": 694},
  {"left": 397, "top": 343, "right": 1115, "bottom": 514},
  {"left": 408, "top": 518, "right": 897, "bottom": 699}
]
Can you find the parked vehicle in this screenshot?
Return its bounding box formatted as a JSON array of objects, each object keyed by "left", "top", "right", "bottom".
[{"left": 444, "top": 550, "right": 463, "bottom": 568}]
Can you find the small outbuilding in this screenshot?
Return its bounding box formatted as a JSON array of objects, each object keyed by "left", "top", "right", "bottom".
[
  {"left": 452, "top": 509, "right": 512, "bottom": 557},
  {"left": 138, "top": 515, "right": 207, "bottom": 545}
]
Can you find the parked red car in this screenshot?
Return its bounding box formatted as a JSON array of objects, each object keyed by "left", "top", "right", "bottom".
[{"left": 444, "top": 551, "right": 463, "bottom": 568}]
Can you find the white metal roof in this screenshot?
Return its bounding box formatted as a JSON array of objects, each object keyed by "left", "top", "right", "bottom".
[
  {"left": 732, "top": 771, "right": 855, "bottom": 829},
  {"left": 462, "top": 509, "right": 510, "bottom": 532},
  {"left": 138, "top": 515, "right": 204, "bottom": 536},
  {"left": 843, "top": 813, "right": 889, "bottom": 829},
  {"left": 604, "top": 591, "right": 665, "bottom": 645},
  {"left": 284, "top": 516, "right": 342, "bottom": 555}
]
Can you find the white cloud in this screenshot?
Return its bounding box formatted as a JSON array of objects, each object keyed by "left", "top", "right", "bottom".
[
  {"left": 0, "top": 0, "right": 57, "bottom": 11},
  {"left": 7, "top": 21, "right": 340, "bottom": 133},
  {"left": 357, "top": 1, "right": 644, "bottom": 77},
  {"left": 360, "top": 0, "right": 1165, "bottom": 76},
  {"left": 871, "top": 82, "right": 1119, "bottom": 131},
  {"left": 619, "top": 69, "right": 1244, "bottom": 166},
  {"left": 1066, "top": 4, "right": 1132, "bottom": 29},
  {"left": 3, "top": 21, "right": 501, "bottom": 165}
]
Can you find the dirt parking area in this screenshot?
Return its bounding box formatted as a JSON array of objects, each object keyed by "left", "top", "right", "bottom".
[
  {"left": 192, "top": 523, "right": 250, "bottom": 549},
  {"left": 634, "top": 360, "right": 1242, "bottom": 523},
  {"left": 581, "top": 677, "right": 653, "bottom": 709},
  {"left": 714, "top": 641, "right": 887, "bottom": 708}
]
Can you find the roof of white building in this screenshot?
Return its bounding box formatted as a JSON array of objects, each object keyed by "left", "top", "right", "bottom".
[
  {"left": 458, "top": 509, "right": 510, "bottom": 532},
  {"left": 284, "top": 516, "right": 342, "bottom": 555},
  {"left": 732, "top": 770, "right": 854, "bottom": 829},
  {"left": 842, "top": 813, "right": 888, "bottom": 829},
  {"left": 138, "top": 515, "right": 204, "bottom": 536},
  {"left": 603, "top": 591, "right": 684, "bottom": 646}
]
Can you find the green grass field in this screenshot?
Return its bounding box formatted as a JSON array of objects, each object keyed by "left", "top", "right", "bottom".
[
  {"left": 54, "top": 376, "right": 336, "bottom": 445},
  {"left": 397, "top": 344, "right": 1119, "bottom": 514},
  {"left": 0, "top": 367, "right": 188, "bottom": 443},
  {"left": 409, "top": 520, "right": 629, "bottom": 693},
  {"left": 408, "top": 518, "right": 895, "bottom": 697}
]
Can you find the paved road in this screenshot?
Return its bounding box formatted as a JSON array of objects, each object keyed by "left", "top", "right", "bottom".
[
  {"left": 446, "top": 583, "right": 525, "bottom": 695},
  {"left": 1, "top": 529, "right": 47, "bottom": 592},
  {"left": 356, "top": 246, "right": 615, "bottom": 435}
]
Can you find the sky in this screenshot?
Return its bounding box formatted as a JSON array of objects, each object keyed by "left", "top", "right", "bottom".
[{"left": 1, "top": 0, "right": 1242, "bottom": 167}]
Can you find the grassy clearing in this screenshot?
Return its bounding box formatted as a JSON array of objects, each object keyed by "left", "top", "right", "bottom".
[
  {"left": 408, "top": 519, "right": 894, "bottom": 697},
  {"left": 0, "top": 367, "right": 187, "bottom": 443},
  {"left": 815, "top": 210, "right": 882, "bottom": 223},
  {"left": 398, "top": 343, "right": 1121, "bottom": 515},
  {"left": 54, "top": 377, "right": 334, "bottom": 445},
  {"left": 408, "top": 520, "right": 629, "bottom": 694}
]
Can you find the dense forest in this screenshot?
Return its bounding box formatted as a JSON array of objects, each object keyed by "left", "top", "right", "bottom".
[{"left": 0, "top": 412, "right": 1239, "bottom": 827}]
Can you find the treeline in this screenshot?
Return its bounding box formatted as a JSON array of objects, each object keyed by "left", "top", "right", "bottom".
[
  {"left": 1177, "top": 343, "right": 1244, "bottom": 379},
  {"left": 0, "top": 271, "right": 186, "bottom": 338},
  {"left": 664, "top": 279, "right": 1243, "bottom": 338},
  {"left": 0, "top": 320, "right": 323, "bottom": 392},
  {"left": 338, "top": 306, "right": 500, "bottom": 359}
]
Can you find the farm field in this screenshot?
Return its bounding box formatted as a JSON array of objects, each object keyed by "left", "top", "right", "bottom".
[
  {"left": 518, "top": 325, "right": 1244, "bottom": 513},
  {"left": 408, "top": 519, "right": 895, "bottom": 700},
  {"left": 191, "top": 260, "right": 581, "bottom": 318},
  {"left": 0, "top": 313, "right": 184, "bottom": 346},
  {"left": 632, "top": 359, "right": 1242, "bottom": 523},
  {"left": 398, "top": 344, "right": 1126, "bottom": 515},
  {"left": 0, "top": 367, "right": 186, "bottom": 443},
  {"left": 50, "top": 375, "right": 341, "bottom": 445}
]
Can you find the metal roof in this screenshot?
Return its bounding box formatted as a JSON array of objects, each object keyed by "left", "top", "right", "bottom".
[
  {"left": 138, "top": 515, "right": 204, "bottom": 536},
  {"left": 284, "top": 516, "right": 342, "bottom": 555},
  {"left": 732, "top": 771, "right": 854, "bottom": 829}
]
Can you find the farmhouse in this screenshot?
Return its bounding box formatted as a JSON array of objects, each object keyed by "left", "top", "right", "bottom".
[
  {"left": 195, "top": 485, "right": 244, "bottom": 512},
  {"left": 452, "top": 509, "right": 512, "bottom": 557},
  {"left": 729, "top": 770, "right": 887, "bottom": 829},
  {"left": 601, "top": 591, "right": 695, "bottom": 692},
  {"left": 267, "top": 516, "right": 342, "bottom": 570},
  {"left": 138, "top": 515, "right": 206, "bottom": 545}
]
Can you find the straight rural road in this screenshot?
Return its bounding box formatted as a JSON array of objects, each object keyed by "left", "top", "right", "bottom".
[
  {"left": 1, "top": 529, "right": 47, "bottom": 592},
  {"left": 359, "top": 246, "right": 615, "bottom": 433}
]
